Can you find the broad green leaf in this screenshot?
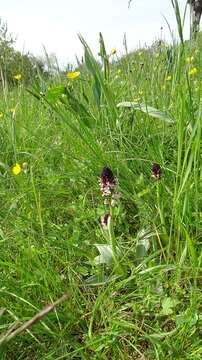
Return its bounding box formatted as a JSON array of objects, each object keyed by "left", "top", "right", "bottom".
[
  {"left": 92, "top": 77, "right": 101, "bottom": 108},
  {"left": 160, "top": 297, "right": 179, "bottom": 316},
  {"left": 85, "top": 273, "right": 118, "bottom": 286},
  {"left": 117, "top": 102, "right": 175, "bottom": 123},
  {"left": 85, "top": 274, "right": 110, "bottom": 286},
  {"left": 94, "top": 244, "right": 121, "bottom": 265},
  {"left": 136, "top": 228, "right": 154, "bottom": 257},
  {"left": 176, "top": 311, "right": 198, "bottom": 327}
]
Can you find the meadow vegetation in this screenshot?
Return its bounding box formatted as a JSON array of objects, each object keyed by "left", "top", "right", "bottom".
[{"left": 0, "top": 3, "right": 202, "bottom": 359}]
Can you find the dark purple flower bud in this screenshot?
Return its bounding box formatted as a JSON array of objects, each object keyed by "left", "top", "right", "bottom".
[
  {"left": 98, "top": 166, "right": 118, "bottom": 197},
  {"left": 101, "top": 213, "right": 111, "bottom": 229},
  {"left": 101, "top": 166, "right": 115, "bottom": 183},
  {"left": 152, "top": 163, "right": 161, "bottom": 180}
]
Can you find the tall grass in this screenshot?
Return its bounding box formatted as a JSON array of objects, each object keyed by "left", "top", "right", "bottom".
[{"left": 0, "top": 1, "right": 201, "bottom": 359}]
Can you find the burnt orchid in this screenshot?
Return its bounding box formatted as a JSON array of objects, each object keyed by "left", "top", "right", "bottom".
[
  {"left": 98, "top": 166, "right": 119, "bottom": 230},
  {"left": 98, "top": 166, "right": 118, "bottom": 197},
  {"left": 98, "top": 166, "right": 120, "bottom": 209},
  {"left": 95, "top": 166, "right": 123, "bottom": 274},
  {"left": 152, "top": 163, "right": 161, "bottom": 180}
]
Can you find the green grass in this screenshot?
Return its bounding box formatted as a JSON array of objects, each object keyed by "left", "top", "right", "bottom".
[{"left": 0, "top": 10, "right": 202, "bottom": 359}]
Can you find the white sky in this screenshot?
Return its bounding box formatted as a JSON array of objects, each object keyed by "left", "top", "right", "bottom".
[{"left": 1, "top": 0, "right": 190, "bottom": 66}]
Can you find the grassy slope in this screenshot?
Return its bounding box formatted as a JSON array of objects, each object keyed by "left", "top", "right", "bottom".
[{"left": 0, "top": 33, "right": 202, "bottom": 359}]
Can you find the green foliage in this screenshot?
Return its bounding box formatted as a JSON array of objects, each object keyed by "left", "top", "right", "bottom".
[
  {"left": 0, "top": 4, "right": 202, "bottom": 358},
  {"left": 0, "top": 18, "right": 47, "bottom": 87},
  {"left": 117, "top": 101, "right": 175, "bottom": 123}
]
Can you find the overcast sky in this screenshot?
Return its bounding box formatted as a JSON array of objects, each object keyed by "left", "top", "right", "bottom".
[{"left": 1, "top": 0, "right": 190, "bottom": 66}]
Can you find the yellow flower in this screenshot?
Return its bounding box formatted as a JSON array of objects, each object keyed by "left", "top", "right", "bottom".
[
  {"left": 189, "top": 67, "right": 197, "bottom": 76},
  {"left": 165, "top": 75, "right": 172, "bottom": 81},
  {"left": 186, "top": 56, "right": 194, "bottom": 63},
  {"left": 12, "top": 163, "right": 22, "bottom": 176},
  {"left": 0, "top": 112, "right": 3, "bottom": 118},
  {"left": 138, "top": 51, "right": 143, "bottom": 56},
  {"left": 10, "top": 108, "right": 15, "bottom": 113},
  {"left": 14, "top": 74, "right": 22, "bottom": 81},
  {"left": 66, "top": 71, "right": 80, "bottom": 80},
  {"left": 111, "top": 48, "right": 116, "bottom": 55}
]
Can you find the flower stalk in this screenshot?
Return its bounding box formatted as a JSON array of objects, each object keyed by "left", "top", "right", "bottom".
[
  {"left": 152, "top": 163, "right": 168, "bottom": 243},
  {"left": 98, "top": 166, "right": 121, "bottom": 270}
]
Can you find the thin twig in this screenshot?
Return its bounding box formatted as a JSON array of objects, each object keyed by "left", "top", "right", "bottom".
[{"left": 0, "top": 293, "right": 69, "bottom": 346}]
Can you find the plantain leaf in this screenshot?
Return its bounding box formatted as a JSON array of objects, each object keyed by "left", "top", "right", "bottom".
[
  {"left": 85, "top": 274, "right": 110, "bottom": 286},
  {"left": 94, "top": 244, "right": 121, "bottom": 265},
  {"left": 136, "top": 228, "right": 154, "bottom": 257},
  {"left": 117, "top": 102, "right": 175, "bottom": 123}
]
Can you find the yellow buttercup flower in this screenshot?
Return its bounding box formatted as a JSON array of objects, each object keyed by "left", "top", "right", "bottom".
[
  {"left": 186, "top": 56, "right": 194, "bottom": 63},
  {"left": 66, "top": 71, "right": 80, "bottom": 80},
  {"left": 189, "top": 67, "right": 197, "bottom": 76},
  {"left": 0, "top": 112, "right": 3, "bottom": 118},
  {"left": 10, "top": 108, "right": 15, "bottom": 113},
  {"left": 165, "top": 75, "right": 172, "bottom": 81},
  {"left": 111, "top": 48, "right": 116, "bottom": 55},
  {"left": 14, "top": 74, "right": 22, "bottom": 81},
  {"left": 12, "top": 163, "right": 22, "bottom": 176}
]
